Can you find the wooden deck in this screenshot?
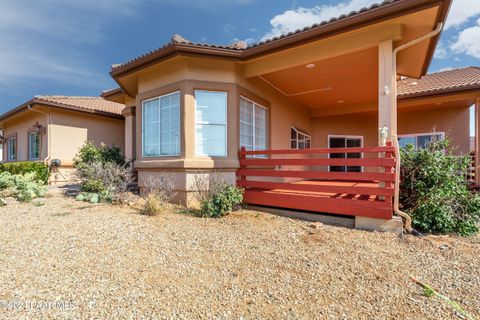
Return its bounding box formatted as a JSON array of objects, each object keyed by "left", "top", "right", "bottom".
[{"left": 237, "top": 144, "right": 396, "bottom": 219}]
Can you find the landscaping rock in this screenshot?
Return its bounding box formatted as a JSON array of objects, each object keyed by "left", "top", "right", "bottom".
[{"left": 0, "top": 194, "right": 478, "bottom": 319}]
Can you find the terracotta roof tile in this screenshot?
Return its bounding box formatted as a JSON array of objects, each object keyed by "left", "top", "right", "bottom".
[
  {"left": 397, "top": 67, "right": 480, "bottom": 98},
  {"left": 111, "top": 0, "right": 403, "bottom": 73},
  {"left": 34, "top": 95, "right": 124, "bottom": 116}
]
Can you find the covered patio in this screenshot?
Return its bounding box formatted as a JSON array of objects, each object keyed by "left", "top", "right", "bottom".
[{"left": 236, "top": 1, "right": 450, "bottom": 223}]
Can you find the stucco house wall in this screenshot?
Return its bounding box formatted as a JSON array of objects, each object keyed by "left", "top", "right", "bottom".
[
  {"left": 311, "top": 106, "right": 470, "bottom": 156},
  {"left": 1, "top": 103, "right": 125, "bottom": 184}
]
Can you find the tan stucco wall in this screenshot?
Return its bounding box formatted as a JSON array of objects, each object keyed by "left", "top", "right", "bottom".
[
  {"left": 311, "top": 106, "right": 470, "bottom": 155},
  {"left": 2, "top": 109, "right": 48, "bottom": 162},
  {"left": 49, "top": 108, "right": 124, "bottom": 165}
]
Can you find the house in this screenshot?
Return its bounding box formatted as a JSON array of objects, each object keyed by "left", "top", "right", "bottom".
[
  {"left": 103, "top": 0, "right": 463, "bottom": 230},
  {"left": 0, "top": 96, "right": 125, "bottom": 184}
]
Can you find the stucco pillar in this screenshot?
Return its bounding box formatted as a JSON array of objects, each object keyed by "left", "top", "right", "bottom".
[
  {"left": 476, "top": 97, "right": 480, "bottom": 185},
  {"left": 122, "top": 106, "right": 136, "bottom": 161},
  {"left": 378, "top": 39, "right": 396, "bottom": 146}
]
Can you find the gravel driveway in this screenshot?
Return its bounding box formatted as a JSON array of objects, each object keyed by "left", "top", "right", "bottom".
[{"left": 0, "top": 195, "right": 478, "bottom": 319}]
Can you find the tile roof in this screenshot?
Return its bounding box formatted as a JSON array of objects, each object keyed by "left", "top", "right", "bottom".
[
  {"left": 33, "top": 95, "right": 124, "bottom": 116},
  {"left": 110, "top": 0, "right": 408, "bottom": 75},
  {"left": 397, "top": 67, "right": 480, "bottom": 98}
]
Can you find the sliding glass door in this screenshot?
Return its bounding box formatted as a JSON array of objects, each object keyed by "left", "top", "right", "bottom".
[{"left": 328, "top": 136, "right": 363, "bottom": 172}]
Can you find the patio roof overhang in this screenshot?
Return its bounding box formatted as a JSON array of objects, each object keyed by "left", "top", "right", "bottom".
[
  {"left": 246, "top": 3, "right": 448, "bottom": 116},
  {"left": 108, "top": 0, "right": 451, "bottom": 100}
]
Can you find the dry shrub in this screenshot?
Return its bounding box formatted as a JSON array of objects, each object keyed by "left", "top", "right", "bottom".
[{"left": 137, "top": 173, "right": 176, "bottom": 216}]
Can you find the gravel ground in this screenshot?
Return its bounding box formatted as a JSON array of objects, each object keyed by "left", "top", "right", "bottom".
[{"left": 0, "top": 195, "right": 478, "bottom": 320}]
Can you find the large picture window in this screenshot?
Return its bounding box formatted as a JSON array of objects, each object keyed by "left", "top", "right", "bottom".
[
  {"left": 398, "top": 132, "right": 444, "bottom": 150},
  {"left": 7, "top": 137, "right": 16, "bottom": 161},
  {"left": 240, "top": 97, "right": 267, "bottom": 152},
  {"left": 195, "top": 90, "right": 227, "bottom": 157},
  {"left": 142, "top": 91, "right": 180, "bottom": 157},
  {"left": 28, "top": 131, "right": 40, "bottom": 160}
]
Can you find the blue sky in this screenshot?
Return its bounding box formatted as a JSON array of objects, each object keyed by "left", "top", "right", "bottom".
[{"left": 1, "top": 0, "right": 480, "bottom": 132}]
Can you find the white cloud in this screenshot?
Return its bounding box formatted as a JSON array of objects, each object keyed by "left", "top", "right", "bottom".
[
  {"left": 450, "top": 18, "right": 480, "bottom": 59},
  {"left": 434, "top": 42, "right": 448, "bottom": 59},
  {"left": 261, "top": 0, "right": 379, "bottom": 41},
  {"left": 445, "top": 0, "right": 480, "bottom": 30}
]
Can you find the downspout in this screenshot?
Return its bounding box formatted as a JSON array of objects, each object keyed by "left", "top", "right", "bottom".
[
  {"left": 390, "top": 23, "right": 444, "bottom": 233},
  {"left": 27, "top": 105, "right": 51, "bottom": 164}
]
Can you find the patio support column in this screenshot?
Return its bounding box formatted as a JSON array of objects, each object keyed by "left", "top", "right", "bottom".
[
  {"left": 122, "top": 106, "right": 136, "bottom": 161},
  {"left": 378, "top": 39, "right": 396, "bottom": 146},
  {"left": 476, "top": 97, "right": 480, "bottom": 185}
]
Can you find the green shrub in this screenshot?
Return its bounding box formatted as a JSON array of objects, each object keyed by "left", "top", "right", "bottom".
[
  {"left": 0, "top": 162, "right": 49, "bottom": 183},
  {"left": 198, "top": 185, "right": 244, "bottom": 218},
  {"left": 81, "top": 180, "right": 106, "bottom": 193},
  {"left": 74, "top": 141, "right": 125, "bottom": 167},
  {"left": 400, "top": 139, "right": 480, "bottom": 236}
]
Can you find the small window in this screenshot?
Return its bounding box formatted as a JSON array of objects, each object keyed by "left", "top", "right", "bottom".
[
  {"left": 28, "top": 131, "right": 40, "bottom": 160},
  {"left": 398, "top": 132, "right": 444, "bottom": 150},
  {"left": 7, "top": 137, "right": 16, "bottom": 161},
  {"left": 291, "top": 127, "right": 311, "bottom": 149},
  {"left": 195, "top": 90, "right": 227, "bottom": 157},
  {"left": 142, "top": 91, "right": 181, "bottom": 157}
]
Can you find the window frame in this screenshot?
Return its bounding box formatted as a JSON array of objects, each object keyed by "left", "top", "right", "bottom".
[
  {"left": 28, "top": 130, "right": 41, "bottom": 161},
  {"left": 327, "top": 135, "right": 364, "bottom": 173},
  {"left": 398, "top": 132, "right": 445, "bottom": 149},
  {"left": 7, "top": 136, "right": 17, "bottom": 162},
  {"left": 239, "top": 95, "right": 268, "bottom": 153},
  {"left": 291, "top": 126, "right": 311, "bottom": 150},
  {"left": 194, "top": 90, "right": 228, "bottom": 157},
  {"left": 141, "top": 91, "right": 181, "bottom": 158}
]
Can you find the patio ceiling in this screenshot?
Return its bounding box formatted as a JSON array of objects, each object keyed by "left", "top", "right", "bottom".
[{"left": 259, "top": 48, "right": 378, "bottom": 112}]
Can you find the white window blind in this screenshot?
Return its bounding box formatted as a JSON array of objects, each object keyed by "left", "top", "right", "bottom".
[
  {"left": 7, "top": 137, "right": 16, "bottom": 161},
  {"left": 195, "top": 90, "right": 227, "bottom": 157},
  {"left": 142, "top": 92, "right": 180, "bottom": 157},
  {"left": 28, "top": 131, "right": 40, "bottom": 160},
  {"left": 240, "top": 97, "right": 267, "bottom": 152}
]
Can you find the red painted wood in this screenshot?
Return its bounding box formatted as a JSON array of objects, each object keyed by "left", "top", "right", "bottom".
[
  {"left": 238, "top": 180, "right": 395, "bottom": 196},
  {"left": 239, "top": 146, "right": 395, "bottom": 155},
  {"left": 240, "top": 157, "right": 395, "bottom": 167},
  {"left": 244, "top": 190, "right": 393, "bottom": 219},
  {"left": 236, "top": 169, "right": 395, "bottom": 182}
]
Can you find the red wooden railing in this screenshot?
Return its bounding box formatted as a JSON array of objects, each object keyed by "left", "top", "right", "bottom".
[{"left": 237, "top": 143, "right": 396, "bottom": 219}]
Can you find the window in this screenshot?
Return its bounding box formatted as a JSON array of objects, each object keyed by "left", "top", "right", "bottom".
[
  {"left": 291, "top": 127, "right": 311, "bottom": 149},
  {"left": 398, "top": 132, "right": 444, "bottom": 150},
  {"left": 240, "top": 97, "right": 267, "bottom": 152},
  {"left": 142, "top": 91, "right": 180, "bottom": 157},
  {"left": 28, "top": 131, "right": 40, "bottom": 160},
  {"left": 328, "top": 136, "right": 363, "bottom": 172},
  {"left": 7, "top": 137, "right": 16, "bottom": 161},
  {"left": 195, "top": 90, "right": 227, "bottom": 157}
]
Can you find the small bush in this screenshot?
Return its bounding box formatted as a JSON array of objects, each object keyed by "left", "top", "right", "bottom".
[
  {"left": 400, "top": 139, "right": 480, "bottom": 236},
  {"left": 192, "top": 172, "right": 243, "bottom": 218},
  {"left": 138, "top": 193, "right": 164, "bottom": 216},
  {"left": 198, "top": 185, "right": 244, "bottom": 218},
  {"left": 0, "top": 162, "right": 49, "bottom": 183},
  {"left": 136, "top": 174, "right": 176, "bottom": 216}
]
